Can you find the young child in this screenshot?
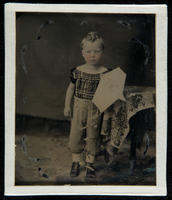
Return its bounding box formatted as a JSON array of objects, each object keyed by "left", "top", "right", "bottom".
[{"left": 64, "top": 32, "right": 110, "bottom": 178}]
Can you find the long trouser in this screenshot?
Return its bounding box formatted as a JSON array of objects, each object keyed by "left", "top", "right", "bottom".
[{"left": 69, "top": 97, "right": 102, "bottom": 164}]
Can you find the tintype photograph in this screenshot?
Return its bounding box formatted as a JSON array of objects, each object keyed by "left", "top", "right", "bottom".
[{"left": 5, "top": 4, "right": 167, "bottom": 196}]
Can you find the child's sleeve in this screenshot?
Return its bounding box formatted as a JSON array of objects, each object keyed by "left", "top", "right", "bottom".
[{"left": 70, "top": 68, "right": 77, "bottom": 84}]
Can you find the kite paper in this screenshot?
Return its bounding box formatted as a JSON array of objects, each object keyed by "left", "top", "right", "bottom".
[{"left": 92, "top": 67, "right": 126, "bottom": 113}]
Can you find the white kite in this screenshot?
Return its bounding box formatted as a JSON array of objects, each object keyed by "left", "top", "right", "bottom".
[{"left": 92, "top": 67, "right": 126, "bottom": 113}]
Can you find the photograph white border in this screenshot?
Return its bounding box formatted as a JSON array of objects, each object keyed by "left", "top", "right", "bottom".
[{"left": 5, "top": 3, "right": 167, "bottom": 196}]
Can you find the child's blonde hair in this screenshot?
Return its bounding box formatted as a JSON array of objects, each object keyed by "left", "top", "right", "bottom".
[{"left": 81, "top": 32, "right": 104, "bottom": 50}]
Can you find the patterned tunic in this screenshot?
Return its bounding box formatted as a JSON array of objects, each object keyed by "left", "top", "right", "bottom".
[{"left": 71, "top": 68, "right": 109, "bottom": 100}]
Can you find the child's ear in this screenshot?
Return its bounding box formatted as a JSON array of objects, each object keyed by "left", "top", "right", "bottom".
[{"left": 81, "top": 49, "right": 84, "bottom": 56}]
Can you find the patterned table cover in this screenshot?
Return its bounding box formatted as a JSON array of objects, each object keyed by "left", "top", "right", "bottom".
[{"left": 105, "top": 86, "right": 155, "bottom": 149}]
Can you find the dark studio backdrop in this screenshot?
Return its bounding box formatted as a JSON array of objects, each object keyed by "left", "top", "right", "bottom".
[{"left": 16, "top": 12, "right": 155, "bottom": 120}]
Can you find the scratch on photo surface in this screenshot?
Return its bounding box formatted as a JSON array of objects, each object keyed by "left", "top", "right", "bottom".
[
  {"left": 21, "top": 135, "right": 40, "bottom": 163},
  {"left": 130, "top": 38, "right": 151, "bottom": 66},
  {"left": 80, "top": 20, "right": 88, "bottom": 26},
  {"left": 36, "top": 19, "right": 55, "bottom": 40},
  {"left": 116, "top": 20, "right": 132, "bottom": 30},
  {"left": 38, "top": 167, "right": 49, "bottom": 178},
  {"left": 20, "top": 44, "right": 28, "bottom": 74}
]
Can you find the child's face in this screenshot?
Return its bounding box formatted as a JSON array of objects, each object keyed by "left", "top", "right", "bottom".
[{"left": 82, "top": 40, "right": 103, "bottom": 66}]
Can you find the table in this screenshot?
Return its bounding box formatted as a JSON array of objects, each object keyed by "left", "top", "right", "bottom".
[{"left": 106, "top": 86, "right": 155, "bottom": 149}]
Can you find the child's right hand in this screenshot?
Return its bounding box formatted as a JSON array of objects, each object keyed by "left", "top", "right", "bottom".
[{"left": 64, "top": 107, "right": 72, "bottom": 118}]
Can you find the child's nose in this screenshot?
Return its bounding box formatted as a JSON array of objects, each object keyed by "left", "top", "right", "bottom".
[{"left": 90, "top": 52, "right": 95, "bottom": 57}]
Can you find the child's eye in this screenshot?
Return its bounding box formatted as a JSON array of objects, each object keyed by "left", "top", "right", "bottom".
[{"left": 95, "top": 51, "right": 101, "bottom": 53}]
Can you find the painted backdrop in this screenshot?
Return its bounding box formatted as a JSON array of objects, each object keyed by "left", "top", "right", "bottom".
[{"left": 16, "top": 13, "right": 155, "bottom": 120}]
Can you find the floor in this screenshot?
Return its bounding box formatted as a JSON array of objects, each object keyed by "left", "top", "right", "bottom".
[{"left": 15, "top": 115, "right": 156, "bottom": 186}]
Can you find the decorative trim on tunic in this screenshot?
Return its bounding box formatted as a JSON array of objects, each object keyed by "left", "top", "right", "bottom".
[{"left": 70, "top": 68, "right": 110, "bottom": 100}]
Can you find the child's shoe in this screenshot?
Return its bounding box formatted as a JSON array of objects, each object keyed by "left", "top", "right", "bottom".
[
  {"left": 70, "top": 162, "right": 80, "bottom": 177},
  {"left": 85, "top": 163, "right": 96, "bottom": 178}
]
